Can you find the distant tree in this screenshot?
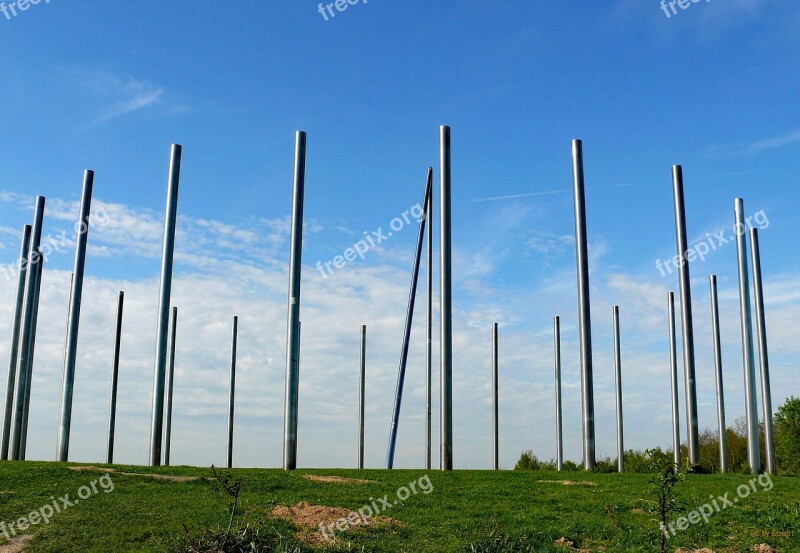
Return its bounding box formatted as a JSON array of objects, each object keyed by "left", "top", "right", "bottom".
[
  {"left": 774, "top": 396, "right": 800, "bottom": 475},
  {"left": 514, "top": 450, "right": 541, "bottom": 471}
]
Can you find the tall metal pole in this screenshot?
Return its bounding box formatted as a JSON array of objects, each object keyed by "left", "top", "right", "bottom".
[
  {"left": 668, "top": 291, "right": 681, "bottom": 468},
  {"left": 671, "top": 165, "right": 700, "bottom": 466},
  {"left": 613, "top": 306, "right": 624, "bottom": 473},
  {"left": 164, "top": 307, "right": 178, "bottom": 467},
  {"left": 439, "top": 125, "right": 453, "bottom": 471},
  {"left": 358, "top": 325, "right": 366, "bottom": 469},
  {"left": 734, "top": 198, "right": 760, "bottom": 473},
  {"left": 57, "top": 170, "right": 94, "bottom": 462},
  {"left": 492, "top": 323, "right": 499, "bottom": 471},
  {"left": 750, "top": 228, "right": 775, "bottom": 474},
  {"left": 386, "top": 168, "right": 432, "bottom": 469},
  {"left": 11, "top": 196, "right": 45, "bottom": 461},
  {"left": 425, "top": 183, "right": 433, "bottom": 471},
  {"left": 227, "top": 316, "right": 238, "bottom": 469},
  {"left": 554, "top": 316, "right": 563, "bottom": 472},
  {"left": 283, "top": 131, "right": 306, "bottom": 471},
  {"left": 107, "top": 291, "right": 124, "bottom": 465},
  {"left": 709, "top": 276, "right": 727, "bottom": 473},
  {"left": 1, "top": 225, "right": 31, "bottom": 460},
  {"left": 149, "top": 144, "right": 182, "bottom": 467},
  {"left": 571, "top": 139, "right": 595, "bottom": 470},
  {"left": 18, "top": 258, "right": 43, "bottom": 459}
]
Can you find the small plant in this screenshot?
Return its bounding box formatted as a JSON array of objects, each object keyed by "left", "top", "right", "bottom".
[
  {"left": 211, "top": 465, "right": 242, "bottom": 540},
  {"left": 644, "top": 448, "right": 686, "bottom": 553}
]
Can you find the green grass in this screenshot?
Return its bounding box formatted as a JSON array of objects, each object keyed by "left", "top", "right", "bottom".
[{"left": 1, "top": 461, "right": 798, "bottom": 552}]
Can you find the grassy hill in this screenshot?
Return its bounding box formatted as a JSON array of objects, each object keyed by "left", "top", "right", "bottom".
[{"left": 0, "top": 461, "right": 798, "bottom": 552}]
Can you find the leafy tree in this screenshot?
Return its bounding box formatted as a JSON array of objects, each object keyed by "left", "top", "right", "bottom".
[
  {"left": 774, "top": 396, "right": 800, "bottom": 475},
  {"left": 644, "top": 449, "right": 686, "bottom": 553}
]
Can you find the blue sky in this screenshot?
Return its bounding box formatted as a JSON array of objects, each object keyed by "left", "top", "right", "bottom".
[{"left": 0, "top": 0, "right": 799, "bottom": 469}]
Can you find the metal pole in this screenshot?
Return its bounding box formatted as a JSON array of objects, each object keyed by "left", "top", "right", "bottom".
[
  {"left": 734, "top": 198, "right": 760, "bottom": 473},
  {"left": 554, "top": 316, "right": 563, "bottom": 472},
  {"left": 1, "top": 225, "right": 31, "bottom": 460},
  {"left": 386, "top": 168, "right": 432, "bottom": 469},
  {"left": 358, "top": 325, "right": 366, "bottom": 469},
  {"left": 709, "top": 276, "right": 727, "bottom": 473},
  {"left": 18, "top": 257, "right": 43, "bottom": 459},
  {"left": 425, "top": 183, "right": 433, "bottom": 471},
  {"left": 440, "top": 125, "right": 453, "bottom": 471},
  {"left": 492, "top": 323, "right": 499, "bottom": 471},
  {"left": 57, "top": 170, "right": 94, "bottom": 462},
  {"left": 164, "top": 307, "right": 178, "bottom": 466},
  {"left": 750, "top": 228, "right": 775, "bottom": 474},
  {"left": 107, "top": 291, "right": 124, "bottom": 465},
  {"left": 572, "top": 139, "right": 595, "bottom": 470},
  {"left": 671, "top": 165, "right": 700, "bottom": 466},
  {"left": 228, "top": 316, "right": 238, "bottom": 469},
  {"left": 668, "top": 291, "right": 681, "bottom": 468},
  {"left": 149, "top": 144, "right": 182, "bottom": 467},
  {"left": 11, "top": 196, "right": 45, "bottom": 461},
  {"left": 613, "top": 306, "right": 624, "bottom": 473},
  {"left": 283, "top": 131, "right": 306, "bottom": 471}
]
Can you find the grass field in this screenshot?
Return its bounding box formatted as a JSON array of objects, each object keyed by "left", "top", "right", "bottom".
[{"left": 0, "top": 461, "right": 798, "bottom": 552}]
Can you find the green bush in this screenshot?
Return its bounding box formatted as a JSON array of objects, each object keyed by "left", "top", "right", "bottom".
[{"left": 775, "top": 396, "right": 800, "bottom": 475}]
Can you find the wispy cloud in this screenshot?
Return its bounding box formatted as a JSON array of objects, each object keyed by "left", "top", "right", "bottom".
[
  {"left": 748, "top": 130, "right": 800, "bottom": 155},
  {"left": 473, "top": 189, "right": 565, "bottom": 203}
]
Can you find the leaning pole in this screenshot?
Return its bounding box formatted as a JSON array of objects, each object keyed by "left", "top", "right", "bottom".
[
  {"left": 668, "top": 291, "right": 681, "bottom": 468},
  {"left": 107, "top": 291, "right": 124, "bottom": 465},
  {"left": 386, "top": 168, "right": 432, "bottom": 469},
  {"left": 149, "top": 144, "right": 182, "bottom": 467},
  {"left": 613, "top": 306, "right": 624, "bottom": 473},
  {"left": 554, "top": 316, "right": 563, "bottom": 472},
  {"left": 1, "top": 225, "right": 31, "bottom": 460},
  {"left": 734, "top": 198, "right": 760, "bottom": 473},
  {"left": 750, "top": 228, "right": 775, "bottom": 474},
  {"left": 18, "top": 255, "right": 44, "bottom": 459},
  {"left": 11, "top": 196, "right": 45, "bottom": 461},
  {"left": 227, "top": 316, "right": 238, "bottom": 469},
  {"left": 283, "top": 131, "right": 307, "bottom": 471},
  {"left": 425, "top": 182, "right": 433, "bottom": 471},
  {"left": 58, "top": 169, "right": 94, "bottom": 461},
  {"left": 671, "top": 166, "right": 700, "bottom": 466},
  {"left": 571, "top": 139, "right": 595, "bottom": 470},
  {"left": 440, "top": 125, "right": 453, "bottom": 471},
  {"left": 709, "top": 276, "right": 727, "bottom": 473},
  {"left": 164, "top": 307, "right": 178, "bottom": 466}
]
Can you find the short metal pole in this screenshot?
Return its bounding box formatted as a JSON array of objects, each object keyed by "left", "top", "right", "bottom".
[
  {"left": 668, "top": 291, "right": 681, "bottom": 468},
  {"left": 58, "top": 170, "right": 94, "bottom": 462},
  {"left": 492, "top": 323, "right": 499, "bottom": 471},
  {"left": 164, "top": 307, "right": 178, "bottom": 466},
  {"left": 283, "top": 131, "right": 306, "bottom": 471},
  {"left": 425, "top": 183, "right": 433, "bottom": 471},
  {"left": 750, "top": 228, "right": 775, "bottom": 474},
  {"left": 107, "top": 291, "right": 124, "bottom": 464},
  {"left": 11, "top": 196, "right": 45, "bottom": 461},
  {"left": 734, "top": 198, "right": 760, "bottom": 473},
  {"left": 358, "top": 325, "right": 366, "bottom": 469},
  {"left": 554, "top": 316, "right": 563, "bottom": 472},
  {"left": 1, "top": 225, "right": 31, "bottom": 460},
  {"left": 709, "top": 276, "right": 727, "bottom": 473},
  {"left": 227, "top": 316, "right": 238, "bottom": 469},
  {"left": 671, "top": 165, "right": 700, "bottom": 466},
  {"left": 149, "top": 144, "right": 182, "bottom": 467},
  {"left": 386, "top": 168, "right": 432, "bottom": 469},
  {"left": 572, "top": 139, "right": 595, "bottom": 470},
  {"left": 613, "top": 306, "right": 624, "bottom": 473}
]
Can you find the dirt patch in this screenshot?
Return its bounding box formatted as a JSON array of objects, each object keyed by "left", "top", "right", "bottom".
[
  {"left": 272, "top": 501, "right": 395, "bottom": 542},
  {"left": 675, "top": 549, "right": 716, "bottom": 553},
  {"left": 631, "top": 508, "right": 646, "bottom": 514},
  {"left": 753, "top": 545, "right": 778, "bottom": 553},
  {"left": 68, "top": 466, "right": 201, "bottom": 483},
  {"left": 539, "top": 480, "right": 598, "bottom": 487},
  {"left": 302, "top": 474, "right": 376, "bottom": 485},
  {"left": 0, "top": 535, "right": 33, "bottom": 553},
  {"left": 554, "top": 536, "right": 591, "bottom": 552}
]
